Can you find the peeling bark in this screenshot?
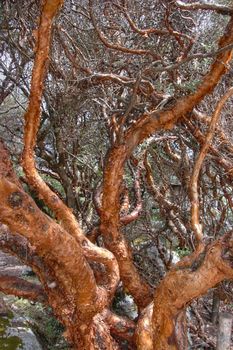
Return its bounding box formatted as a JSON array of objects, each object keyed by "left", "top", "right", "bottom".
[
  {"left": 100, "top": 145, "right": 153, "bottom": 308},
  {"left": 149, "top": 235, "right": 233, "bottom": 350},
  {"left": 1, "top": 1, "right": 233, "bottom": 349},
  {"left": 100, "top": 14, "right": 233, "bottom": 311}
]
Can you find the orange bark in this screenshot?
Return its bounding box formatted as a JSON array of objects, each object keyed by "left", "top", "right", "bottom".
[
  {"left": 21, "top": 0, "right": 119, "bottom": 303},
  {"left": 135, "top": 234, "right": 233, "bottom": 350},
  {"left": 100, "top": 14, "right": 233, "bottom": 310},
  {"left": 1, "top": 2, "right": 233, "bottom": 349},
  {"left": 100, "top": 145, "right": 153, "bottom": 308}
]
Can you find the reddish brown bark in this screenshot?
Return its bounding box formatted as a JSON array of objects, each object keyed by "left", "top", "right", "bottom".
[
  {"left": 1, "top": 2, "right": 233, "bottom": 349},
  {"left": 0, "top": 139, "right": 22, "bottom": 187},
  {"left": 99, "top": 14, "right": 233, "bottom": 310},
  {"left": 100, "top": 145, "right": 154, "bottom": 308},
  {"left": 135, "top": 234, "right": 233, "bottom": 350},
  {"left": 20, "top": 0, "right": 119, "bottom": 303},
  {"left": 0, "top": 275, "right": 47, "bottom": 303},
  {"left": 102, "top": 309, "right": 136, "bottom": 345},
  {"left": 0, "top": 176, "right": 120, "bottom": 349}
]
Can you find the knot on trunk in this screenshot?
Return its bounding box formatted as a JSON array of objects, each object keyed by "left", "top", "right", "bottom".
[{"left": 8, "top": 191, "right": 24, "bottom": 208}]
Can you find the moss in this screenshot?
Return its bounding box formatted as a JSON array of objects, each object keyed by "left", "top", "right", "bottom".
[{"left": 0, "top": 313, "right": 23, "bottom": 349}]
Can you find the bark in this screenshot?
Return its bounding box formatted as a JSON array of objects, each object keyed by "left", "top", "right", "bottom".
[
  {"left": 1, "top": 2, "right": 233, "bottom": 349},
  {"left": 0, "top": 139, "right": 22, "bottom": 187},
  {"left": 135, "top": 234, "right": 233, "bottom": 350},
  {"left": 102, "top": 309, "right": 136, "bottom": 345},
  {"left": 100, "top": 145, "right": 153, "bottom": 308},
  {"left": 135, "top": 303, "right": 153, "bottom": 350},
  {"left": 0, "top": 275, "right": 47, "bottom": 303},
  {"left": 211, "top": 288, "right": 220, "bottom": 324},
  {"left": 20, "top": 0, "right": 119, "bottom": 302},
  {"left": 216, "top": 312, "right": 233, "bottom": 350},
  {"left": 100, "top": 15, "right": 233, "bottom": 309},
  {"left": 0, "top": 0, "right": 120, "bottom": 341},
  {"left": 151, "top": 235, "right": 233, "bottom": 350}
]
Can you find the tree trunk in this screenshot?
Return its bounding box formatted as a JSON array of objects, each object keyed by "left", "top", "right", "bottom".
[
  {"left": 216, "top": 312, "right": 233, "bottom": 350},
  {"left": 135, "top": 237, "right": 233, "bottom": 350},
  {"left": 211, "top": 288, "right": 220, "bottom": 324}
]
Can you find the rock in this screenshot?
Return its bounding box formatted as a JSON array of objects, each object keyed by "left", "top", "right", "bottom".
[
  {"left": 0, "top": 312, "right": 43, "bottom": 350},
  {"left": 6, "top": 327, "right": 43, "bottom": 350}
]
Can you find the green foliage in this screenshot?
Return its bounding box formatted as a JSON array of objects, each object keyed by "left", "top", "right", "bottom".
[{"left": 176, "top": 247, "right": 191, "bottom": 258}]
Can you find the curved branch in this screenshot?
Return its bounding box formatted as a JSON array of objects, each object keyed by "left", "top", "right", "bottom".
[
  {"left": 176, "top": 1, "right": 233, "bottom": 16},
  {"left": 89, "top": 0, "right": 160, "bottom": 59},
  {"left": 184, "top": 118, "right": 233, "bottom": 176},
  {"left": 102, "top": 309, "right": 136, "bottom": 344},
  {"left": 125, "top": 15, "right": 233, "bottom": 150},
  {"left": 193, "top": 108, "right": 233, "bottom": 154},
  {"left": 99, "top": 16, "right": 233, "bottom": 306},
  {"left": 120, "top": 5, "right": 168, "bottom": 37},
  {"left": 0, "top": 179, "right": 104, "bottom": 321},
  {"left": 18, "top": 0, "right": 120, "bottom": 299},
  {"left": 190, "top": 87, "right": 233, "bottom": 244},
  {"left": 136, "top": 233, "right": 233, "bottom": 349}
]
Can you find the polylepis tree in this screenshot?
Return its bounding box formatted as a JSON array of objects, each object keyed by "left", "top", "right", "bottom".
[{"left": 0, "top": 1, "right": 233, "bottom": 349}]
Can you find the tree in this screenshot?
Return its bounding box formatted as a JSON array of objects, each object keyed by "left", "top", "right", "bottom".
[{"left": 0, "top": 0, "right": 233, "bottom": 349}]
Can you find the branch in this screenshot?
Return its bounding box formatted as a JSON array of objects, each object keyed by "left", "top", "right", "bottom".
[
  {"left": 89, "top": 0, "right": 160, "bottom": 59},
  {"left": 143, "top": 153, "right": 186, "bottom": 247},
  {"left": 0, "top": 275, "right": 47, "bottom": 303},
  {"left": 103, "top": 309, "right": 136, "bottom": 344},
  {"left": 190, "top": 87, "right": 233, "bottom": 244},
  {"left": 1, "top": 134, "right": 119, "bottom": 306},
  {"left": 176, "top": 1, "right": 233, "bottom": 16},
  {"left": 0, "top": 139, "right": 22, "bottom": 187},
  {"left": 0, "top": 178, "right": 104, "bottom": 321},
  {"left": 120, "top": 166, "right": 143, "bottom": 225},
  {"left": 184, "top": 119, "right": 233, "bottom": 177},
  {"left": 20, "top": 3, "right": 120, "bottom": 301},
  {"left": 117, "top": 4, "right": 168, "bottom": 37},
  {"left": 21, "top": 0, "right": 84, "bottom": 241},
  {"left": 76, "top": 73, "right": 155, "bottom": 95},
  {"left": 125, "top": 15, "right": 233, "bottom": 150},
  {"left": 193, "top": 108, "right": 233, "bottom": 155},
  {"left": 136, "top": 232, "right": 233, "bottom": 349}
]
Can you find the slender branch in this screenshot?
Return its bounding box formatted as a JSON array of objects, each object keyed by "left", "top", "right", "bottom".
[
  {"left": 176, "top": 1, "right": 233, "bottom": 16},
  {"left": 190, "top": 87, "right": 233, "bottom": 244},
  {"left": 193, "top": 108, "right": 233, "bottom": 155},
  {"left": 117, "top": 3, "right": 168, "bottom": 37},
  {"left": 184, "top": 119, "right": 233, "bottom": 176},
  {"left": 89, "top": 0, "right": 160, "bottom": 59},
  {"left": 125, "top": 15, "right": 233, "bottom": 150}
]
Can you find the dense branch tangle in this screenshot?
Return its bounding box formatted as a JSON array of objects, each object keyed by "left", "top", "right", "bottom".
[{"left": 0, "top": 1, "right": 233, "bottom": 350}]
